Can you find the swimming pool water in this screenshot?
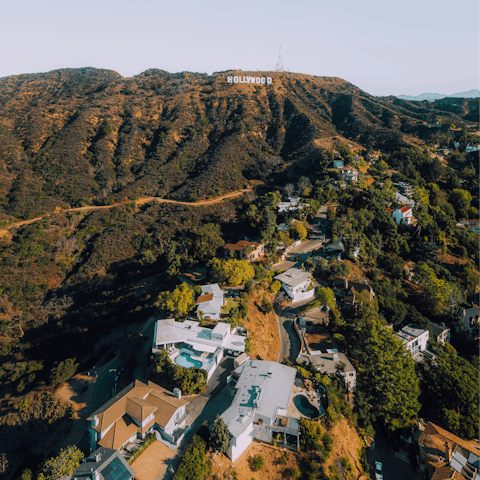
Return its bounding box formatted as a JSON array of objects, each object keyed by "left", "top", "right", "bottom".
[
  {"left": 294, "top": 395, "right": 320, "bottom": 419},
  {"left": 175, "top": 352, "right": 202, "bottom": 369}
]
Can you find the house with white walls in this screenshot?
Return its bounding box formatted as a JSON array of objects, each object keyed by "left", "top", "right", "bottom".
[
  {"left": 388, "top": 205, "right": 413, "bottom": 225},
  {"left": 196, "top": 283, "right": 224, "bottom": 320},
  {"left": 152, "top": 319, "right": 247, "bottom": 380},
  {"left": 396, "top": 324, "right": 433, "bottom": 362},
  {"left": 221, "top": 360, "right": 300, "bottom": 461},
  {"left": 274, "top": 267, "right": 315, "bottom": 302},
  {"left": 87, "top": 380, "right": 189, "bottom": 453}
]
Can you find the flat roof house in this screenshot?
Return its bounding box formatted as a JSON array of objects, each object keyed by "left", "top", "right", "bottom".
[
  {"left": 196, "top": 283, "right": 224, "bottom": 320},
  {"left": 396, "top": 324, "right": 434, "bottom": 363},
  {"left": 153, "top": 319, "right": 246, "bottom": 380},
  {"left": 274, "top": 267, "right": 315, "bottom": 303},
  {"left": 278, "top": 196, "right": 309, "bottom": 213},
  {"left": 221, "top": 360, "right": 299, "bottom": 462},
  {"left": 87, "top": 380, "right": 189, "bottom": 453},
  {"left": 63, "top": 447, "right": 135, "bottom": 480}
]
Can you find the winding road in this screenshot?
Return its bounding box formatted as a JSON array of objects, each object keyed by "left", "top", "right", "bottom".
[{"left": 0, "top": 188, "right": 253, "bottom": 237}]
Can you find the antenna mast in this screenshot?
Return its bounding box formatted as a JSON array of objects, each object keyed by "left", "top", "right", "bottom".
[{"left": 274, "top": 37, "right": 284, "bottom": 72}]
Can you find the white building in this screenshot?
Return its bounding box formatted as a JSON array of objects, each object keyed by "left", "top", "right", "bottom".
[
  {"left": 274, "top": 267, "right": 315, "bottom": 302},
  {"left": 396, "top": 324, "right": 429, "bottom": 361},
  {"left": 196, "top": 283, "right": 224, "bottom": 320},
  {"left": 458, "top": 219, "right": 480, "bottom": 234},
  {"left": 465, "top": 144, "right": 480, "bottom": 153},
  {"left": 278, "top": 196, "right": 309, "bottom": 213},
  {"left": 221, "top": 360, "right": 299, "bottom": 461},
  {"left": 153, "top": 319, "right": 246, "bottom": 380},
  {"left": 395, "top": 192, "right": 415, "bottom": 209},
  {"left": 388, "top": 206, "right": 413, "bottom": 225}
]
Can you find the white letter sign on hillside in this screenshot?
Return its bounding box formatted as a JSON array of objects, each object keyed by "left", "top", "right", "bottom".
[{"left": 227, "top": 76, "right": 273, "bottom": 85}]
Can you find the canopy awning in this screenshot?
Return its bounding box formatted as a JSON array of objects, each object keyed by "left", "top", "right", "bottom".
[{"left": 185, "top": 341, "right": 217, "bottom": 353}]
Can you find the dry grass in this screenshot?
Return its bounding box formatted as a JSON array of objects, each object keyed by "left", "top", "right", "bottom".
[
  {"left": 130, "top": 440, "right": 174, "bottom": 480},
  {"left": 241, "top": 288, "right": 281, "bottom": 361}
]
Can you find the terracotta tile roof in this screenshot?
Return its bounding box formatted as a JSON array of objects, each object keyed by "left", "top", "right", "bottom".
[
  {"left": 197, "top": 293, "right": 214, "bottom": 304},
  {"left": 224, "top": 243, "right": 245, "bottom": 251},
  {"left": 404, "top": 261, "right": 415, "bottom": 270},
  {"left": 400, "top": 206, "right": 411, "bottom": 213},
  {"left": 89, "top": 379, "right": 189, "bottom": 450},
  {"left": 387, "top": 208, "right": 394, "bottom": 212}
]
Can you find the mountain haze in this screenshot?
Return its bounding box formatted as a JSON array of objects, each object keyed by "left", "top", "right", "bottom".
[
  {"left": 397, "top": 89, "right": 480, "bottom": 101},
  {"left": 0, "top": 67, "right": 467, "bottom": 221}
]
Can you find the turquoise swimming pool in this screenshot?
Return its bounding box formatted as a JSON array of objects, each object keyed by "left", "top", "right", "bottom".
[
  {"left": 175, "top": 352, "right": 202, "bottom": 369},
  {"left": 294, "top": 395, "right": 320, "bottom": 419}
]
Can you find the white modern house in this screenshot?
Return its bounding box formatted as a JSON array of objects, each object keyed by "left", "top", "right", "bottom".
[
  {"left": 87, "top": 380, "right": 189, "bottom": 452},
  {"left": 278, "top": 196, "right": 309, "bottom": 213},
  {"left": 396, "top": 324, "right": 433, "bottom": 362},
  {"left": 221, "top": 360, "right": 300, "bottom": 461},
  {"left": 274, "top": 267, "right": 315, "bottom": 302},
  {"left": 196, "top": 284, "right": 224, "bottom": 320},
  {"left": 153, "top": 319, "right": 247, "bottom": 380}
]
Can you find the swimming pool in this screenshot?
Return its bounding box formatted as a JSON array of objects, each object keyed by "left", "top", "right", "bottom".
[
  {"left": 294, "top": 395, "right": 320, "bottom": 419},
  {"left": 175, "top": 352, "right": 202, "bottom": 369}
]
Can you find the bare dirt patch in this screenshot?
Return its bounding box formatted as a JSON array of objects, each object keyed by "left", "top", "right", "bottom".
[
  {"left": 324, "top": 416, "right": 368, "bottom": 479},
  {"left": 130, "top": 440, "right": 174, "bottom": 480},
  {"left": 209, "top": 440, "right": 301, "bottom": 480},
  {"left": 305, "top": 331, "right": 333, "bottom": 352},
  {"left": 242, "top": 288, "right": 281, "bottom": 361}
]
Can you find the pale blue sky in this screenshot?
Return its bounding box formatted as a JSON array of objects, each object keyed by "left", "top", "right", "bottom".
[{"left": 1, "top": 0, "right": 478, "bottom": 96}]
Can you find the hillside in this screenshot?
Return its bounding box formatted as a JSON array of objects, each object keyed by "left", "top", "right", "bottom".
[
  {"left": 0, "top": 67, "right": 465, "bottom": 222},
  {"left": 398, "top": 89, "right": 480, "bottom": 101}
]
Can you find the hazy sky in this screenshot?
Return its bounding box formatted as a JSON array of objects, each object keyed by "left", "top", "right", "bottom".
[{"left": 1, "top": 0, "right": 478, "bottom": 96}]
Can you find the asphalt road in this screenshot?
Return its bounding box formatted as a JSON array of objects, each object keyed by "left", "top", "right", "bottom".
[{"left": 366, "top": 427, "right": 421, "bottom": 480}]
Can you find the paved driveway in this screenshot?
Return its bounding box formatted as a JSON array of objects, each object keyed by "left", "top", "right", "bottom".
[{"left": 367, "top": 427, "right": 422, "bottom": 480}]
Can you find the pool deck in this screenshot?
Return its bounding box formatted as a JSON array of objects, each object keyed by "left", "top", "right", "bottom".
[{"left": 287, "top": 382, "right": 323, "bottom": 419}]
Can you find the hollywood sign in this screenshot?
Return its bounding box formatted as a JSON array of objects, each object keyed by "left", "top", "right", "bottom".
[{"left": 227, "top": 75, "right": 272, "bottom": 85}]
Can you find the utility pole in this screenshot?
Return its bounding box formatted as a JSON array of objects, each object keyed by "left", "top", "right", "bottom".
[{"left": 274, "top": 36, "right": 284, "bottom": 72}]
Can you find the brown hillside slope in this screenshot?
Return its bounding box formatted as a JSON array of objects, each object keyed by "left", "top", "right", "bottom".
[{"left": 0, "top": 68, "right": 461, "bottom": 221}]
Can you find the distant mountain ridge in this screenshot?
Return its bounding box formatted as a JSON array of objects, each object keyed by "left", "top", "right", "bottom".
[{"left": 397, "top": 89, "right": 480, "bottom": 101}]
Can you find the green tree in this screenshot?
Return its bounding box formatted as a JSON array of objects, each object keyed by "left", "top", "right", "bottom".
[
  {"left": 290, "top": 221, "right": 307, "bottom": 241},
  {"left": 449, "top": 188, "right": 472, "bottom": 218},
  {"left": 37, "top": 446, "right": 83, "bottom": 480},
  {"left": 270, "top": 280, "right": 282, "bottom": 293},
  {"left": 194, "top": 223, "right": 224, "bottom": 261},
  {"left": 174, "top": 435, "right": 207, "bottom": 480},
  {"left": 210, "top": 259, "right": 255, "bottom": 286},
  {"left": 50, "top": 359, "right": 79, "bottom": 386},
  {"left": 156, "top": 283, "right": 196, "bottom": 318},
  {"left": 209, "top": 416, "right": 231, "bottom": 454},
  {"left": 19, "top": 469, "right": 32, "bottom": 480},
  {"left": 252, "top": 454, "right": 265, "bottom": 471},
  {"left": 316, "top": 287, "right": 336, "bottom": 310},
  {"left": 350, "top": 304, "right": 421, "bottom": 431}
]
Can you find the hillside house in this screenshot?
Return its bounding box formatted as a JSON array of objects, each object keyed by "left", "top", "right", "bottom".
[
  {"left": 87, "top": 380, "right": 189, "bottom": 453},
  {"left": 396, "top": 324, "right": 434, "bottom": 363},
  {"left": 417, "top": 422, "right": 480, "bottom": 480},
  {"left": 429, "top": 322, "right": 450, "bottom": 345},
  {"left": 274, "top": 267, "right": 315, "bottom": 302},
  {"left": 66, "top": 447, "right": 135, "bottom": 480},
  {"left": 278, "top": 196, "right": 309, "bottom": 213},
  {"left": 348, "top": 281, "right": 375, "bottom": 301},
  {"left": 224, "top": 240, "right": 265, "bottom": 261},
  {"left": 196, "top": 283, "right": 225, "bottom": 320},
  {"left": 301, "top": 352, "right": 356, "bottom": 393},
  {"left": 388, "top": 205, "right": 413, "bottom": 225},
  {"left": 465, "top": 144, "right": 480, "bottom": 153},
  {"left": 220, "top": 360, "right": 300, "bottom": 461},
  {"left": 325, "top": 237, "right": 345, "bottom": 259},
  {"left": 404, "top": 261, "right": 416, "bottom": 280},
  {"left": 458, "top": 219, "right": 480, "bottom": 234},
  {"left": 153, "top": 319, "right": 246, "bottom": 379},
  {"left": 331, "top": 278, "right": 348, "bottom": 297},
  {"left": 457, "top": 306, "right": 480, "bottom": 339},
  {"left": 333, "top": 159, "right": 344, "bottom": 168},
  {"left": 395, "top": 192, "right": 415, "bottom": 208}
]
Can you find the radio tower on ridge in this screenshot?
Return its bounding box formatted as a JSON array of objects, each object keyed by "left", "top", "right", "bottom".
[{"left": 274, "top": 37, "right": 284, "bottom": 72}]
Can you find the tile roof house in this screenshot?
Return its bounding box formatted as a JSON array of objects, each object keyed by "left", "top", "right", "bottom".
[
  {"left": 87, "top": 380, "right": 189, "bottom": 453},
  {"left": 220, "top": 360, "right": 300, "bottom": 461},
  {"left": 388, "top": 205, "right": 413, "bottom": 225},
  {"left": 274, "top": 267, "right": 315, "bottom": 302},
  {"left": 63, "top": 447, "right": 135, "bottom": 480},
  {"left": 223, "top": 241, "right": 265, "bottom": 261},
  {"left": 196, "top": 284, "right": 224, "bottom": 320},
  {"left": 459, "top": 219, "right": 480, "bottom": 234},
  {"left": 417, "top": 422, "right": 480, "bottom": 480},
  {"left": 404, "top": 261, "right": 416, "bottom": 280}
]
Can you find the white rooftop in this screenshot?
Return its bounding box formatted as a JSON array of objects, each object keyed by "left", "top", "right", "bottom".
[
  {"left": 274, "top": 268, "right": 312, "bottom": 288},
  {"left": 221, "top": 360, "right": 296, "bottom": 438}
]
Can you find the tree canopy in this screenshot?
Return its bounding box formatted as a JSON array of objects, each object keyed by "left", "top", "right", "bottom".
[
  {"left": 37, "top": 446, "right": 83, "bottom": 480},
  {"left": 209, "top": 416, "right": 231, "bottom": 454},
  {"left": 155, "top": 283, "right": 197, "bottom": 318}
]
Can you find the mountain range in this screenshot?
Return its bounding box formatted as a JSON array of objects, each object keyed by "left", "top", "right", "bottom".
[
  {"left": 397, "top": 89, "right": 480, "bottom": 101},
  {"left": 0, "top": 68, "right": 473, "bottom": 222}
]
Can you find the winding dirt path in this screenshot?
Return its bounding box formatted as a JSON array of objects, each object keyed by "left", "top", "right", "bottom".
[{"left": 0, "top": 188, "right": 253, "bottom": 237}]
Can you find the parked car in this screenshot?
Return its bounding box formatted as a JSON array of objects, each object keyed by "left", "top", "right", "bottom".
[{"left": 375, "top": 461, "right": 383, "bottom": 480}]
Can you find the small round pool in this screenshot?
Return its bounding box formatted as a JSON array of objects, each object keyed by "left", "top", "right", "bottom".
[
  {"left": 175, "top": 352, "right": 202, "bottom": 369},
  {"left": 294, "top": 395, "right": 320, "bottom": 419}
]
